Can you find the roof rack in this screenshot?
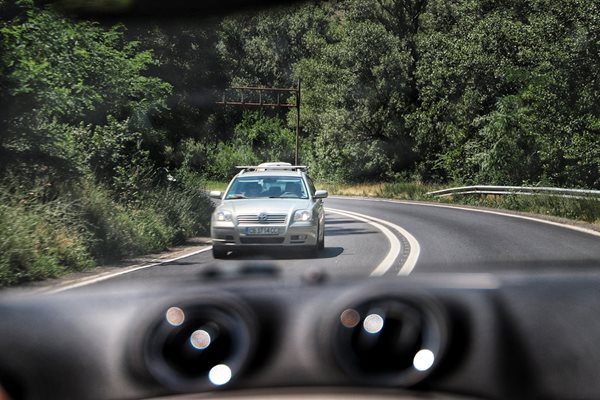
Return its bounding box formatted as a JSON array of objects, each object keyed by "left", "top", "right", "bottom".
[{"left": 236, "top": 164, "right": 307, "bottom": 173}]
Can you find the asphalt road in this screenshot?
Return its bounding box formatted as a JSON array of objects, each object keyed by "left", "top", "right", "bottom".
[
  {"left": 77, "top": 196, "right": 600, "bottom": 290},
  {"left": 326, "top": 197, "right": 600, "bottom": 274}
]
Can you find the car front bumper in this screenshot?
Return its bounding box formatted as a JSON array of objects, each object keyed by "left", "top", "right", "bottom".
[{"left": 211, "top": 221, "right": 318, "bottom": 247}]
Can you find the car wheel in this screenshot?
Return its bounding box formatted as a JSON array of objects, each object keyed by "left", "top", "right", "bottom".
[
  {"left": 309, "top": 224, "right": 322, "bottom": 256},
  {"left": 212, "top": 245, "right": 227, "bottom": 259},
  {"left": 318, "top": 223, "right": 325, "bottom": 250}
]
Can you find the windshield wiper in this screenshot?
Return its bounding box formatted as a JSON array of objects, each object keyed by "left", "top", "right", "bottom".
[{"left": 228, "top": 194, "right": 246, "bottom": 199}]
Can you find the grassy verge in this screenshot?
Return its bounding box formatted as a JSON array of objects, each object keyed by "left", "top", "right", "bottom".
[
  {"left": 0, "top": 196, "right": 94, "bottom": 286},
  {"left": 0, "top": 180, "right": 213, "bottom": 287},
  {"left": 203, "top": 180, "right": 229, "bottom": 191},
  {"left": 449, "top": 194, "right": 600, "bottom": 225},
  {"left": 319, "top": 181, "right": 442, "bottom": 200},
  {"left": 319, "top": 181, "right": 600, "bottom": 226}
]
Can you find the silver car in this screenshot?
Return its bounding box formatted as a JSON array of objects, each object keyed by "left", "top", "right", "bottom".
[{"left": 209, "top": 163, "right": 328, "bottom": 258}]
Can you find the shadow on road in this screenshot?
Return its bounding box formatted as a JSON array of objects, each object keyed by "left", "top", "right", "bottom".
[
  {"left": 225, "top": 246, "right": 344, "bottom": 260},
  {"left": 325, "top": 226, "right": 378, "bottom": 236},
  {"left": 324, "top": 219, "right": 361, "bottom": 225}
]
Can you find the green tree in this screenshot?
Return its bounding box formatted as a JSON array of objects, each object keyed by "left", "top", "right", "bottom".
[
  {"left": 126, "top": 20, "right": 227, "bottom": 164},
  {"left": 413, "top": 0, "right": 600, "bottom": 187},
  {"left": 0, "top": 0, "right": 171, "bottom": 192},
  {"left": 295, "top": 0, "right": 423, "bottom": 181}
]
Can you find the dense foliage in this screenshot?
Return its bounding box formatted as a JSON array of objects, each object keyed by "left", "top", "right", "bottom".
[
  {"left": 211, "top": 0, "right": 600, "bottom": 188},
  {"left": 0, "top": 0, "right": 598, "bottom": 284},
  {"left": 0, "top": 0, "right": 212, "bottom": 285}
]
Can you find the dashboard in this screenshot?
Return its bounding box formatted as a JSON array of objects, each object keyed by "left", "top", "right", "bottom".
[{"left": 1, "top": 270, "right": 599, "bottom": 400}]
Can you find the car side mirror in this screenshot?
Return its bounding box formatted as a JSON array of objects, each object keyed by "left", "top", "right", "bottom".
[
  {"left": 209, "top": 190, "right": 223, "bottom": 199},
  {"left": 314, "top": 190, "right": 328, "bottom": 199}
]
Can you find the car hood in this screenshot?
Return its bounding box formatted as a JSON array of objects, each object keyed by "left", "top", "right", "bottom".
[{"left": 218, "top": 199, "right": 313, "bottom": 214}]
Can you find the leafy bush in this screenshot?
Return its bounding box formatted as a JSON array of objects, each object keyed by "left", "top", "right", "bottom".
[
  {"left": 0, "top": 177, "right": 213, "bottom": 287},
  {"left": 0, "top": 1, "right": 214, "bottom": 287},
  {"left": 234, "top": 111, "right": 295, "bottom": 163},
  {"left": 209, "top": 142, "right": 261, "bottom": 181},
  {"left": 176, "top": 111, "right": 294, "bottom": 181}
]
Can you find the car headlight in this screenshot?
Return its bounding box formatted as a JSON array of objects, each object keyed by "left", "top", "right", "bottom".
[
  {"left": 215, "top": 211, "right": 233, "bottom": 222},
  {"left": 293, "top": 210, "right": 312, "bottom": 222}
]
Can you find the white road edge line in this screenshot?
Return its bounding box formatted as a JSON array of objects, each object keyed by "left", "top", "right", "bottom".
[
  {"left": 327, "top": 207, "right": 421, "bottom": 276},
  {"left": 330, "top": 196, "right": 600, "bottom": 238},
  {"left": 330, "top": 208, "right": 421, "bottom": 275},
  {"left": 327, "top": 208, "right": 400, "bottom": 276},
  {"left": 46, "top": 246, "right": 213, "bottom": 294}
]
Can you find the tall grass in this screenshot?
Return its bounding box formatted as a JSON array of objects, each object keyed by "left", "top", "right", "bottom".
[
  {"left": 77, "top": 184, "right": 172, "bottom": 262},
  {"left": 319, "top": 181, "right": 442, "bottom": 200},
  {"left": 0, "top": 195, "right": 94, "bottom": 286},
  {"left": 0, "top": 179, "right": 213, "bottom": 287}
]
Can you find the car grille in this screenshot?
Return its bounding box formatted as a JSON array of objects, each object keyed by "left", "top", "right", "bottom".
[
  {"left": 236, "top": 214, "right": 287, "bottom": 224},
  {"left": 240, "top": 237, "right": 286, "bottom": 244}
]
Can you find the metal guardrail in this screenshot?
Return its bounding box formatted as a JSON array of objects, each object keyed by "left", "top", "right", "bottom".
[{"left": 426, "top": 185, "right": 600, "bottom": 199}]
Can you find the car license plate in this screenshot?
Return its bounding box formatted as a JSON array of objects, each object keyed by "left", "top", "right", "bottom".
[{"left": 246, "top": 227, "right": 280, "bottom": 235}]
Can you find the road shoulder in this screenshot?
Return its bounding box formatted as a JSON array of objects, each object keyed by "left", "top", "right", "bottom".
[{"left": 15, "top": 238, "right": 212, "bottom": 294}]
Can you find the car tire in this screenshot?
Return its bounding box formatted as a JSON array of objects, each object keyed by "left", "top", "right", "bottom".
[
  {"left": 318, "top": 224, "right": 325, "bottom": 250},
  {"left": 309, "top": 224, "right": 323, "bottom": 256},
  {"left": 212, "top": 245, "right": 227, "bottom": 259}
]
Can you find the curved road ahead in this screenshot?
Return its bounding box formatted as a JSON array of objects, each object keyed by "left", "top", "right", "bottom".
[
  {"left": 327, "top": 197, "right": 600, "bottom": 274},
  {"left": 70, "top": 196, "right": 600, "bottom": 290}
]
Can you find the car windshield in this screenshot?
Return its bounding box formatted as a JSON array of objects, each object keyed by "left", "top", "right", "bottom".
[
  {"left": 2, "top": 1, "right": 600, "bottom": 400},
  {"left": 225, "top": 176, "right": 309, "bottom": 199},
  {"left": 0, "top": 0, "right": 598, "bottom": 299},
  {"left": 0, "top": 0, "right": 600, "bottom": 287}
]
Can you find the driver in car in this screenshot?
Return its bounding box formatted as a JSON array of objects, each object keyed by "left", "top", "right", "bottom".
[
  {"left": 284, "top": 182, "right": 302, "bottom": 197},
  {"left": 244, "top": 182, "right": 262, "bottom": 198}
]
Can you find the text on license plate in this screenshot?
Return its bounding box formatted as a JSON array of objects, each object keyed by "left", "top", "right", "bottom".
[{"left": 246, "top": 227, "right": 281, "bottom": 235}]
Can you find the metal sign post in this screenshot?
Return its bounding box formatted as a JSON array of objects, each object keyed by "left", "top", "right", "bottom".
[{"left": 216, "top": 80, "right": 301, "bottom": 165}]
